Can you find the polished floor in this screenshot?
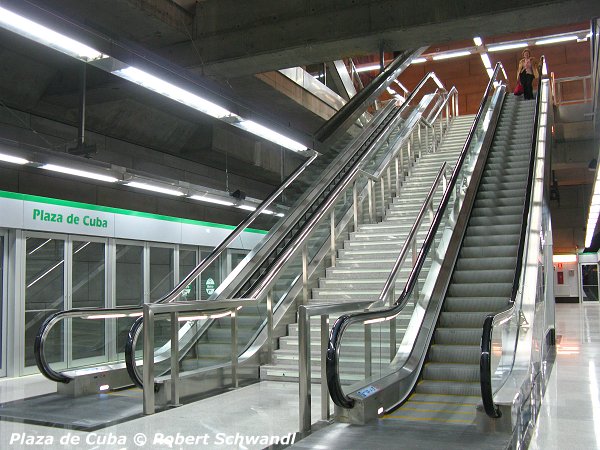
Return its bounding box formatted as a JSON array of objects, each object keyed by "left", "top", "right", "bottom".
[
  {"left": 0, "top": 302, "right": 597, "bottom": 449},
  {"left": 528, "top": 302, "right": 600, "bottom": 450}
]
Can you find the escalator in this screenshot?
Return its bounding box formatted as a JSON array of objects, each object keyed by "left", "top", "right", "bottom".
[
  {"left": 33, "top": 51, "right": 455, "bottom": 398},
  {"left": 325, "top": 62, "right": 554, "bottom": 448},
  {"left": 391, "top": 94, "right": 535, "bottom": 423}
]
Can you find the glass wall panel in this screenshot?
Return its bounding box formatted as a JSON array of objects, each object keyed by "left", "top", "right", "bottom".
[
  {"left": 200, "top": 249, "right": 221, "bottom": 299},
  {"left": 229, "top": 250, "right": 249, "bottom": 275},
  {"left": 71, "top": 240, "right": 106, "bottom": 361},
  {"left": 581, "top": 264, "right": 599, "bottom": 301},
  {"left": 115, "top": 244, "right": 143, "bottom": 351},
  {"left": 25, "top": 237, "right": 65, "bottom": 368},
  {"left": 179, "top": 247, "right": 197, "bottom": 301},
  {"left": 0, "top": 235, "right": 4, "bottom": 376},
  {"left": 150, "top": 246, "right": 174, "bottom": 301}
]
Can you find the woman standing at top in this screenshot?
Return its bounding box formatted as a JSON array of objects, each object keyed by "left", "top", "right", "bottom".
[{"left": 517, "top": 48, "right": 539, "bottom": 100}]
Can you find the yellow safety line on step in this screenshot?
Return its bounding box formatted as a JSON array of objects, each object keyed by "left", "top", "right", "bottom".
[
  {"left": 383, "top": 415, "right": 474, "bottom": 424},
  {"left": 400, "top": 407, "right": 474, "bottom": 415},
  {"left": 408, "top": 400, "right": 477, "bottom": 406}
]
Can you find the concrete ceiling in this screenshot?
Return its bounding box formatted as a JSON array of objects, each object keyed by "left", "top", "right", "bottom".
[{"left": 0, "top": 0, "right": 598, "bottom": 205}]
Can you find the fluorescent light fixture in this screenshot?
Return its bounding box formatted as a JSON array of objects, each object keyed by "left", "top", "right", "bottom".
[
  {"left": 553, "top": 254, "right": 577, "bottom": 263},
  {"left": 261, "top": 209, "right": 274, "bottom": 215},
  {"left": 237, "top": 120, "right": 307, "bottom": 152},
  {"left": 126, "top": 181, "right": 185, "bottom": 197},
  {"left": 480, "top": 54, "right": 492, "bottom": 69},
  {"left": 486, "top": 68, "right": 495, "bottom": 79},
  {"left": 411, "top": 58, "right": 427, "bottom": 64},
  {"left": 114, "top": 67, "right": 233, "bottom": 119},
  {"left": 275, "top": 213, "right": 285, "bottom": 218},
  {"left": 355, "top": 64, "right": 380, "bottom": 73},
  {"left": 189, "top": 195, "right": 234, "bottom": 206},
  {"left": 238, "top": 205, "right": 257, "bottom": 212},
  {"left": 42, "top": 164, "right": 118, "bottom": 183},
  {"left": 432, "top": 50, "right": 471, "bottom": 61},
  {"left": 473, "top": 36, "right": 483, "bottom": 46},
  {"left": 488, "top": 42, "right": 528, "bottom": 52},
  {"left": 99, "top": 385, "right": 110, "bottom": 391},
  {"left": 128, "top": 312, "right": 143, "bottom": 317},
  {"left": 378, "top": 407, "right": 385, "bottom": 415},
  {"left": 0, "top": 152, "right": 29, "bottom": 165},
  {"left": 535, "top": 35, "right": 577, "bottom": 45},
  {"left": 0, "top": 6, "right": 106, "bottom": 62}
]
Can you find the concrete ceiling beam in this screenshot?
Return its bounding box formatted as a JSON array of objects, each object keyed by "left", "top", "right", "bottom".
[
  {"left": 28, "top": 0, "right": 193, "bottom": 46},
  {"left": 166, "top": 0, "right": 600, "bottom": 77}
]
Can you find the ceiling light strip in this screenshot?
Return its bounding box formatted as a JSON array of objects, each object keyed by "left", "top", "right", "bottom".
[
  {"left": 0, "top": 7, "right": 307, "bottom": 152},
  {"left": 0, "top": 6, "right": 106, "bottom": 62},
  {"left": 432, "top": 50, "right": 471, "bottom": 61},
  {"left": 42, "top": 164, "right": 119, "bottom": 183},
  {"left": 126, "top": 181, "right": 185, "bottom": 197},
  {"left": 0, "top": 152, "right": 29, "bottom": 165}
]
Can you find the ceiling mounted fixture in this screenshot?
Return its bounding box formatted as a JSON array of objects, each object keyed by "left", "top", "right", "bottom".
[
  {"left": 535, "top": 35, "right": 578, "bottom": 45},
  {"left": 0, "top": 152, "right": 29, "bottom": 165},
  {"left": 189, "top": 195, "right": 234, "bottom": 206},
  {"left": 41, "top": 164, "right": 119, "bottom": 183},
  {"left": 0, "top": 6, "right": 106, "bottom": 62},
  {"left": 0, "top": 6, "right": 309, "bottom": 153},
  {"left": 432, "top": 50, "right": 471, "bottom": 61},
  {"left": 237, "top": 120, "right": 307, "bottom": 152},
  {"left": 113, "top": 67, "right": 233, "bottom": 120},
  {"left": 126, "top": 181, "right": 185, "bottom": 197},
  {"left": 487, "top": 43, "right": 528, "bottom": 52}
]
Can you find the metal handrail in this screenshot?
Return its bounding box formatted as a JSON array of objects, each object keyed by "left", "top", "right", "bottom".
[
  {"left": 33, "top": 147, "right": 319, "bottom": 383},
  {"left": 123, "top": 72, "right": 449, "bottom": 389},
  {"left": 297, "top": 163, "right": 449, "bottom": 432},
  {"left": 373, "top": 162, "right": 448, "bottom": 308},
  {"left": 140, "top": 299, "right": 258, "bottom": 415},
  {"left": 315, "top": 47, "right": 430, "bottom": 145},
  {"left": 298, "top": 300, "right": 373, "bottom": 432},
  {"left": 480, "top": 56, "right": 546, "bottom": 419},
  {"left": 326, "top": 63, "right": 506, "bottom": 409},
  {"left": 246, "top": 75, "right": 449, "bottom": 301}
]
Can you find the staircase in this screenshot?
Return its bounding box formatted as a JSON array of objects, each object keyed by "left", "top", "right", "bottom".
[
  {"left": 386, "top": 95, "right": 535, "bottom": 424},
  {"left": 260, "top": 114, "right": 476, "bottom": 383}
]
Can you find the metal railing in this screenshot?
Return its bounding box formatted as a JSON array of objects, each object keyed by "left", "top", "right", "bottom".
[
  {"left": 122, "top": 72, "right": 453, "bottom": 391},
  {"left": 140, "top": 299, "right": 258, "bottom": 415},
  {"left": 298, "top": 162, "right": 449, "bottom": 432},
  {"left": 552, "top": 74, "right": 592, "bottom": 105}
]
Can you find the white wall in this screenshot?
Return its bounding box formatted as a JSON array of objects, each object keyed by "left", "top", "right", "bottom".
[{"left": 553, "top": 260, "right": 579, "bottom": 298}]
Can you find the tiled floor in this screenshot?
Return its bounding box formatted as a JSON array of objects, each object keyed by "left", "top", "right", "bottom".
[
  {"left": 0, "top": 302, "right": 597, "bottom": 449},
  {"left": 0, "top": 379, "right": 320, "bottom": 449},
  {"left": 528, "top": 302, "right": 600, "bottom": 450}
]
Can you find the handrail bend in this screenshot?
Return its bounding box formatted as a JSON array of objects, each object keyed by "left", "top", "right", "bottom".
[
  {"left": 327, "top": 63, "right": 506, "bottom": 409},
  {"left": 480, "top": 56, "right": 545, "bottom": 418}
]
